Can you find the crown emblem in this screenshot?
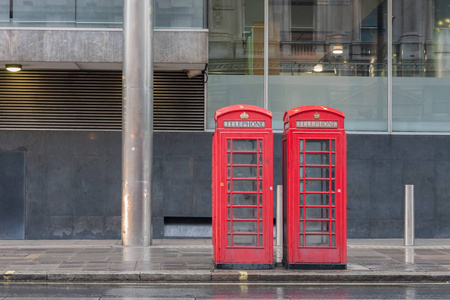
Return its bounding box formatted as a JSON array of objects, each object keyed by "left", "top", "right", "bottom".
[
  {"left": 240, "top": 112, "right": 249, "bottom": 119},
  {"left": 314, "top": 112, "right": 320, "bottom": 119}
]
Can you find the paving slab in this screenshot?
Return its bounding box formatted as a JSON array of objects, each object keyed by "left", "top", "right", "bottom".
[{"left": 0, "top": 239, "right": 449, "bottom": 283}]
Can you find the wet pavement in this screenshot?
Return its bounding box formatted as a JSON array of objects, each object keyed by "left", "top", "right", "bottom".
[{"left": 0, "top": 239, "right": 449, "bottom": 282}]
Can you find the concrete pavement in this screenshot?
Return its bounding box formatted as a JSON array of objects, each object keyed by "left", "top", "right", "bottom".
[{"left": 1, "top": 239, "right": 450, "bottom": 282}]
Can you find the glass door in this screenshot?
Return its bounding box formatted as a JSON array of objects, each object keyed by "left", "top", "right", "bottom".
[{"left": 225, "top": 138, "right": 265, "bottom": 248}]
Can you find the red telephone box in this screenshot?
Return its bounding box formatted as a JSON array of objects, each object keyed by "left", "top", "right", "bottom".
[
  {"left": 212, "top": 104, "right": 274, "bottom": 269},
  {"left": 282, "top": 105, "right": 346, "bottom": 269}
]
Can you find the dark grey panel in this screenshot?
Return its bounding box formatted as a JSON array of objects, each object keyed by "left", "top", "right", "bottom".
[{"left": 0, "top": 151, "right": 25, "bottom": 239}]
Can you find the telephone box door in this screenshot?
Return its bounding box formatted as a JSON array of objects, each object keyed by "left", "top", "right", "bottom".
[
  {"left": 291, "top": 134, "right": 345, "bottom": 264},
  {"left": 283, "top": 105, "right": 346, "bottom": 269},
  {"left": 217, "top": 133, "right": 273, "bottom": 265},
  {"left": 212, "top": 104, "right": 274, "bottom": 269}
]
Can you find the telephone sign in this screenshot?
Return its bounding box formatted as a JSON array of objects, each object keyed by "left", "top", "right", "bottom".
[
  {"left": 282, "top": 105, "right": 347, "bottom": 269},
  {"left": 212, "top": 104, "right": 274, "bottom": 269}
]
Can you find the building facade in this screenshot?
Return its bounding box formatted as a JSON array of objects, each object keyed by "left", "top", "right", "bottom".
[{"left": 0, "top": 0, "right": 449, "bottom": 239}]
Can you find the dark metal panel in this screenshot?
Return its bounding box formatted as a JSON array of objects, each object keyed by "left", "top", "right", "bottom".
[
  {"left": 0, "top": 151, "right": 25, "bottom": 239},
  {"left": 0, "top": 70, "right": 204, "bottom": 131}
]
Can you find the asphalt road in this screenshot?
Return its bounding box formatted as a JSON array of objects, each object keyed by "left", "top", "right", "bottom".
[{"left": 1, "top": 282, "right": 450, "bottom": 299}]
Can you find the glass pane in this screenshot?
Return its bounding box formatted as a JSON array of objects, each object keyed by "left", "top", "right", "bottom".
[
  {"left": 300, "top": 194, "right": 304, "bottom": 206},
  {"left": 259, "top": 167, "right": 263, "bottom": 178},
  {"left": 305, "top": 140, "right": 330, "bottom": 151},
  {"left": 299, "top": 167, "right": 304, "bottom": 178},
  {"left": 0, "top": 0, "right": 10, "bottom": 21},
  {"left": 259, "top": 208, "right": 262, "bottom": 219},
  {"left": 299, "top": 153, "right": 304, "bottom": 165},
  {"left": 305, "top": 221, "right": 330, "bottom": 233},
  {"left": 227, "top": 139, "right": 231, "bottom": 151},
  {"left": 233, "top": 194, "right": 257, "bottom": 206},
  {"left": 259, "top": 153, "right": 263, "bottom": 164},
  {"left": 233, "top": 153, "right": 257, "bottom": 165},
  {"left": 305, "top": 154, "right": 329, "bottom": 165},
  {"left": 268, "top": 0, "right": 388, "bottom": 131},
  {"left": 305, "top": 180, "right": 330, "bottom": 192},
  {"left": 227, "top": 235, "right": 231, "bottom": 246},
  {"left": 259, "top": 221, "right": 263, "bottom": 233},
  {"left": 227, "top": 221, "right": 231, "bottom": 232},
  {"left": 393, "top": 0, "right": 450, "bottom": 132},
  {"left": 332, "top": 221, "right": 335, "bottom": 233},
  {"left": 207, "top": 0, "right": 264, "bottom": 129},
  {"left": 305, "top": 207, "right": 330, "bottom": 219},
  {"left": 259, "top": 235, "right": 263, "bottom": 247},
  {"left": 233, "top": 235, "right": 257, "bottom": 247},
  {"left": 227, "top": 207, "right": 231, "bottom": 219},
  {"left": 259, "top": 139, "right": 263, "bottom": 151},
  {"left": 227, "top": 180, "right": 231, "bottom": 192},
  {"left": 233, "top": 207, "right": 257, "bottom": 219},
  {"left": 233, "top": 167, "right": 257, "bottom": 178},
  {"left": 259, "top": 194, "right": 263, "bottom": 205},
  {"left": 305, "top": 235, "right": 330, "bottom": 247},
  {"left": 227, "top": 153, "right": 231, "bottom": 164},
  {"left": 305, "top": 167, "right": 330, "bottom": 179},
  {"left": 299, "top": 181, "right": 303, "bottom": 192},
  {"left": 331, "top": 140, "right": 335, "bottom": 151},
  {"left": 300, "top": 221, "right": 304, "bottom": 233},
  {"left": 227, "top": 167, "right": 231, "bottom": 178},
  {"left": 299, "top": 140, "right": 304, "bottom": 152},
  {"left": 227, "top": 194, "right": 231, "bottom": 205},
  {"left": 305, "top": 194, "right": 330, "bottom": 206},
  {"left": 76, "top": 0, "right": 122, "bottom": 25},
  {"left": 233, "top": 180, "right": 257, "bottom": 191},
  {"left": 12, "top": 0, "right": 76, "bottom": 23},
  {"left": 300, "top": 207, "right": 304, "bottom": 219},
  {"left": 299, "top": 234, "right": 304, "bottom": 247},
  {"left": 331, "top": 194, "right": 335, "bottom": 206},
  {"left": 233, "top": 221, "right": 257, "bottom": 233},
  {"left": 332, "top": 235, "right": 336, "bottom": 246},
  {"left": 154, "top": 0, "right": 205, "bottom": 29},
  {"left": 259, "top": 181, "right": 262, "bottom": 192},
  {"left": 233, "top": 139, "right": 257, "bottom": 151}
]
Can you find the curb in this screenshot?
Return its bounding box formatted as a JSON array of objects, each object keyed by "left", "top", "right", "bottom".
[{"left": 2, "top": 270, "right": 450, "bottom": 283}]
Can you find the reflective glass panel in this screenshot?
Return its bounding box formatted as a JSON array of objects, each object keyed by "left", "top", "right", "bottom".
[
  {"left": 305, "top": 194, "right": 330, "bottom": 206},
  {"left": 392, "top": 0, "right": 450, "bottom": 132},
  {"left": 233, "top": 194, "right": 258, "bottom": 206},
  {"left": 305, "top": 207, "right": 330, "bottom": 219},
  {"left": 305, "top": 154, "right": 329, "bottom": 165},
  {"left": 305, "top": 235, "right": 330, "bottom": 247},
  {"left": 305, "top": 167, "right": 330, "bottom": 179},
  {"left": 233, "top": 139, "right": 257, "bottom": 151},
  {"left": 305, "top": 180, "right": 330, "bottom": 192},
  {"left": 233, "top": 167, "right": 257, "bottom": 178},
  {"left": 155, "top": 0, "right": 205, "bottom": 28},
  {"left": 233, "top": 153, "right": 257, "bottom": 164},
  {"left": 305, "top": 221, "right": 330, "bottom": 233},
  {"left": 268, "top": 0, "right": 388, "bottom": 131},
  {"left": 305, "top": 140, "right": 330, "bottom": 152},
  {"left": 233, "top": 207, "right": 257, "bottom": 219},
  {"left": 233, "top": 234, "right": 257, "bottom": 247},
  {"left": 233, "top": 221, "right": 257, "bottom": 233},
  {"left": 233, "top": 180, "right": 257, "bottom": 191},
  {"left": 207, "top": 0, "right": 265, "bottom": 129}
]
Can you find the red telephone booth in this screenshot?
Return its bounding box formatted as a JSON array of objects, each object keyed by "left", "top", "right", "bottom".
[
  {"left": 282, "top": 105, "right": 347, "bottom": 269},
  {"left": 212, "top": 104, "right": 274, "bottom": 269}
]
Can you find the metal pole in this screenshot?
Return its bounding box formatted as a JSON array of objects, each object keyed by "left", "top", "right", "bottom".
[
  {"left": 276, "top": 185, "right": 283, "bottom": 247},
  {"left": 404, "top": 185, "right": 414, "bottom": 246},
  {"left": 387, "top": 0, "right": 393, "bottom": 133},
  {"left": 263, "top": 0, "right": 269, "bottom": 109},
  {"left": 122, "top": 0, "right": 153, "bottom": 246}
]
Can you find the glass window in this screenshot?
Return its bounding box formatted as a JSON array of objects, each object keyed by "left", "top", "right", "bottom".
[
  {"left": 392, "top": 0, "right": 450, "bottom": 132},
  {"left": 207, "top": 0, "right": 265, "bottom": 129},
  {"left": 268, "top": 0, "right": 388, "bottom": 131},
  {"left": 75, "top": 0, "right": 123, "bottom": 25},
  {"left": 154, "top": 0, "right": 206, "bottom": 28},
  {"left": 0, "top": 0, "right": 206, "bottom": 28}
]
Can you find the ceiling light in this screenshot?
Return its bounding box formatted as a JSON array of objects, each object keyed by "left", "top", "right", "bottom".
[
  {"left": 313, "top": 64, "right": 323, "bottom": 72},
  {"left": 332, "top": 45, "right": 344, "bottom": 55},
  {"left": 6, "top": 64, "right": 22, "bottom": 72}
]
